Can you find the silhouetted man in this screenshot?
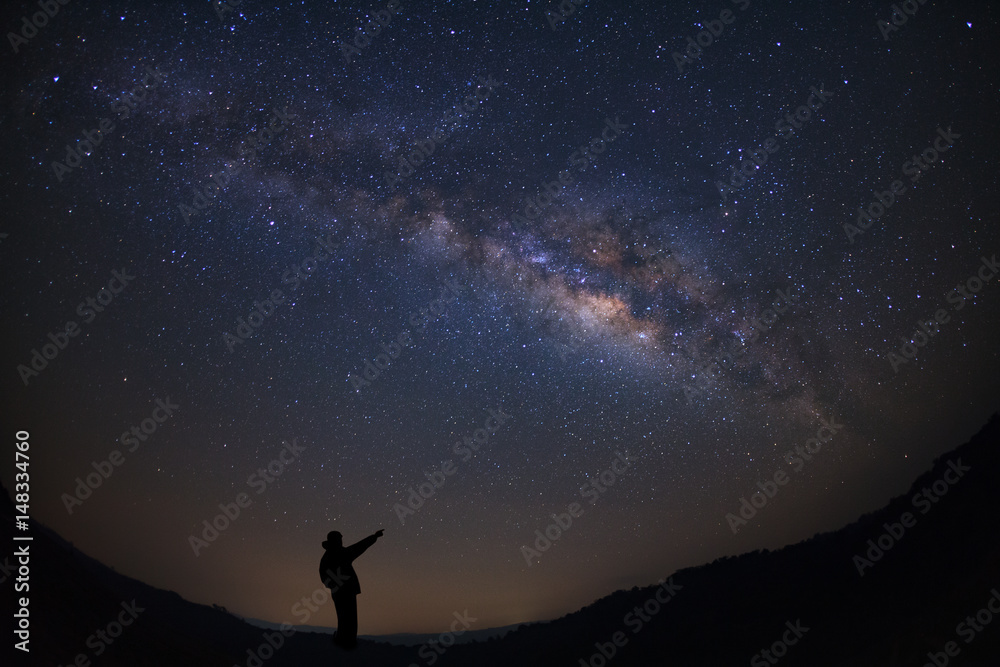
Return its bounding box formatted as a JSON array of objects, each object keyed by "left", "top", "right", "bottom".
[{"left": 319, "top": 528, "right": 383, "bottom": 649}]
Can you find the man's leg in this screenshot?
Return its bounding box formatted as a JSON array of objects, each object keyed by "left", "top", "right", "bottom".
[
  {"left": 332, "top": 593, "right": 359, "bottom": 648},
  {"left": 332, "top": 594, "right": 348, "bottom": 646},
  {"left": 341, "top": 594, "right": 359, "bottom": 647}
]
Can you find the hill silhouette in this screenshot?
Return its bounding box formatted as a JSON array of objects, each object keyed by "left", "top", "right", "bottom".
[{"left": 4, "top": 414, "right": 999, "bottom": 666}]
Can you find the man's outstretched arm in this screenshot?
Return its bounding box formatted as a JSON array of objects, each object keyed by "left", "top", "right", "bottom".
[{"left": 345, "top": 529, "right": 384, "bottom": 561}]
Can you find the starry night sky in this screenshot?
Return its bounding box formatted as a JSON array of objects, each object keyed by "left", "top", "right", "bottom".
[{"left": 2, "top": 0, "right": 999, "bottom": 635}]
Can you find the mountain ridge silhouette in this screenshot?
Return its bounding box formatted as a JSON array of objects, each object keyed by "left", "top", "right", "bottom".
[{"left": 5, "top": 412, "right": 999, "bottom": 665}]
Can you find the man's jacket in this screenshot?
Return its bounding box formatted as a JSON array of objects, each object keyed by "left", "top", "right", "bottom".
[{"left": 319, "top": 534, "right": 378, "bottom": 596}]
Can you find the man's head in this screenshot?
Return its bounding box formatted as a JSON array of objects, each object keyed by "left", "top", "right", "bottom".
[{"left": 323, "top": 531, "right": 343, "bottom": 549}]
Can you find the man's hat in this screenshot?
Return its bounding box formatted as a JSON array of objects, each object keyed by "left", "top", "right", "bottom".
[{"left": 322, "top": 531, "right": 342, "bottom": 549}]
